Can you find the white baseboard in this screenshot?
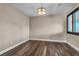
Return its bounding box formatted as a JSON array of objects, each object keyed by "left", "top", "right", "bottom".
[
  {"left": 30, "top": 38, "right": 66, "bottom": 43},
  {"left": 67, "top": 42, "right": 79, "bottom": 52},
  {"left": 0, "top": 39, "right": 29, "bottom": 55}
]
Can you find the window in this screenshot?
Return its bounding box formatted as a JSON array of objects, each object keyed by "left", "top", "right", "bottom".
[{"left": 67, "top": 7, "right": 79, "bottom": 35}]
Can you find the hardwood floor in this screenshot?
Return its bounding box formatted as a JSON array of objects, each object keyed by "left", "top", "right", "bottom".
[{"left": 1, "top": 40, "right": 79, "bottom": 56}]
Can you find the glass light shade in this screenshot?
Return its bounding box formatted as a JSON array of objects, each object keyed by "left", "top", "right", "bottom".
[
  {"left": 38, "top": 11, "right": 46, "bottom": 15},
  {"left": 37, "top": 8, "right": 46, "bottom": 15}
]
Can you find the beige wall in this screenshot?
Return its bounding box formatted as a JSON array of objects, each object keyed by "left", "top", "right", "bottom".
[
  {"left": 30, "top": 15, "right": 65, "bottom": 41},
  {"left": 0, "top": 4, "right": 29, "bottom": 52},
  {"left": 64, "top": 4, "right": 79, "bottom": 50}
]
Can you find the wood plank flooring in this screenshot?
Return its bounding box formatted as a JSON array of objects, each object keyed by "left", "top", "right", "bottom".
[{"left": 1, "top": 40, "right": 79, "bottom": 56}]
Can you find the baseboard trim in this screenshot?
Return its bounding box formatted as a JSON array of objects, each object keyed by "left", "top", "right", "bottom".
[
  {"left": 30, "top": 38, "right": 66, "bottom": 43},
  {"left": 67, "top": 42, "right": 79, "bottom": 52},
  {"left": 0, "top": 39, "right": 29, "bottom": 55}
]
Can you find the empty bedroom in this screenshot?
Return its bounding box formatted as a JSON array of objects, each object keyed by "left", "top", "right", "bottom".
[{"left": 0, "top": 3, "right": 79, "bottom": 56}]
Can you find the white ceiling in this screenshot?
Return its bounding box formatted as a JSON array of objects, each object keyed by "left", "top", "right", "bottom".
[{"left": 12, "top": 3, "right": 77, "bottom": 17}]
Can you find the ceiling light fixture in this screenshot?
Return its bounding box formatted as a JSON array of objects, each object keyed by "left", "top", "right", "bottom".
[{"left": 37, "top": 4, "right": 46, "bottom": 15}]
